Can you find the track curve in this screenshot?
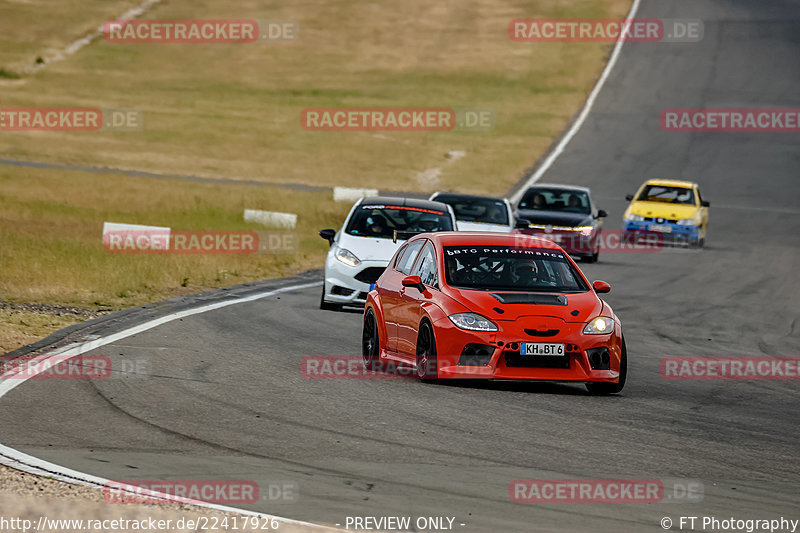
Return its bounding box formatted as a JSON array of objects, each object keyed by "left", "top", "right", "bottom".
[{"left": 3, "top": 1, "right": 800, "bottom": 531}]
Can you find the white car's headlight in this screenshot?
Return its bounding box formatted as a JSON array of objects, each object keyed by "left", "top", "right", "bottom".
[
  {"left": 334, "top": 247, "right": 360, "bottom": 267},
  {"left": 449, "top": 313, "right": 498, "bottom": 332},
  {"left": 676, "top": 219, "right": 697, "bottom": 225},
  {"left": 624, "top": 213, "right": 645, "bottom": 222},
  {"left": 583, "top": 316, "right": 615, "bottom": 335}
]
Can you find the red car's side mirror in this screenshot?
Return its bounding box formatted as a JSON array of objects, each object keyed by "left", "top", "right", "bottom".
[
  {"left": 402, "top": 275, "right": 424, "bottom": 292},
  {"left": 592, "top": 280, "right": 611, "bottom": 294}
]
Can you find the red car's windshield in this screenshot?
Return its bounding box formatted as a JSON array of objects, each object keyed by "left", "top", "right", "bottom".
[{"left": 443, "top": 246, "right": 589, "bottom": 292}]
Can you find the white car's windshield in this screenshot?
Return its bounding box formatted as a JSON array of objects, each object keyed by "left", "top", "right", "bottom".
[{"left": 345, "top": 205, "right": 453, "bottom": 239}]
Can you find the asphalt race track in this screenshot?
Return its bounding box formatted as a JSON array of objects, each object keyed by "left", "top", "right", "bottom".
[{"left": 2, "top": 1, "right": 799, "bottom": 531}]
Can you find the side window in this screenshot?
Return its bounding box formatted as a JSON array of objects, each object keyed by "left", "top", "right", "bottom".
[
  {"left": 412, "top": 242, "right": 438, "bottom": 288},
  {"left": 397, "top": 241, "right": 424, "bottom": 275},
  {"left": 393, "top": 243, "right": 409, "bottom": 269}
]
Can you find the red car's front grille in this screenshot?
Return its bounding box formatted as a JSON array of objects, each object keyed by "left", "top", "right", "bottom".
[
  {"left": 524, "top": 328, "right": 560, "bottom": 337},
  {"left": 502, "top": 350, "right": 574, "bottom": 369}
]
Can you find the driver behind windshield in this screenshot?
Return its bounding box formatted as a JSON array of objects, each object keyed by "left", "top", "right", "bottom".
[
  {"left": 416, "top": 217, "right": 441, "bottom": 232},
  {"left": 510, "top": 258, "right": 541, "bottom": 287},
  {"left": 366, "top": 215, "right": 387, "bottom": 236},
  {"left": 486, "top": 204, "right": 505, "bottom": 223}
]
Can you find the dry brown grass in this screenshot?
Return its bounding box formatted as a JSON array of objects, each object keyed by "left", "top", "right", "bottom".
[
  {"left": 0, "top": 165, "right": 348, "bottom": 311},
  {"left": 0, "top": 309, "right": 83, "bottom": 354},
  {"left": 0, "top": 0, "right": 632, "bottom": 194}
]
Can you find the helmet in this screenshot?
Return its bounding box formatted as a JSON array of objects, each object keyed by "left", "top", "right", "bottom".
[
  {"left": 511, "top": 259, "right": 539, "bottom": 284},
  {"left": 417, "top": 217, "right": 440, "bottom": 232}
]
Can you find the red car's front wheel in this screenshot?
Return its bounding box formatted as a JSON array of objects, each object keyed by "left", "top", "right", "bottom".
[{"left": 416, "top": 321, "right": 438, "bottom": 381}]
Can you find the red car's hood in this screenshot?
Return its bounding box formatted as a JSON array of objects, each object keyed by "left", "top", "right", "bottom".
[{"left": 442, "top": 287, "right": 604, "bottom": 324}]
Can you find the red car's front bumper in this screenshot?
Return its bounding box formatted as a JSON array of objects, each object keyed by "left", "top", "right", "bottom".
[{"left": 430, "top": 315, "right": 623, "bottom": 383}]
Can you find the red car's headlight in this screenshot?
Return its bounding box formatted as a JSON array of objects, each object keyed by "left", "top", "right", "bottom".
[
  {"left": 449, "top": 313, "right": 498, "bottom": 332},
  {"left": 583, "top": 316, "right": 615, "bottom": 335}
]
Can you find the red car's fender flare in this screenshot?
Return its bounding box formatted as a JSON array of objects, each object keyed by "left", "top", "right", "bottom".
[{"left": 420, "top": 301, "right": 448, "bottom": 332}]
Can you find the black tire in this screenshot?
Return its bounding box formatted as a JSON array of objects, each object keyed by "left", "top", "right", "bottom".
[
  {"left": 362, "top": 308, "right": 380, "bottom": 371},
  {"left": 583, "top": 251, "right": 599, "bottom": 263},
  {"left": 319, "top": 283, "right": 341, "bottom": 311},
  {"left": 585, "top": 338, "right": 627, "bottom": 395},
  {"left": 415, "top": 321, "right": 438, "bottom": 381}
]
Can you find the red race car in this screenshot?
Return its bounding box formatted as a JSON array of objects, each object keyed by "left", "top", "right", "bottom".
[{"left": 362, "top": 232, "right": 626, "bottom": 394}]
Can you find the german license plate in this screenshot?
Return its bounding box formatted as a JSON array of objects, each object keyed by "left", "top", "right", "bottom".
[
  {"left": 521, "top": 343, "right": 565, "bottom": 356},
  {"left": 647, "top": 224, "right": 672, "bottom": 233}
]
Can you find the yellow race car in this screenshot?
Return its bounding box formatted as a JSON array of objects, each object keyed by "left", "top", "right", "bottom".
[{"left": 622, "top": 179, "right": 709, "bottom": 247}]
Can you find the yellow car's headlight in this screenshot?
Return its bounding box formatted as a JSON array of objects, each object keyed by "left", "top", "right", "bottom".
[{"left": 676, "top": 218, "right": 698, "bottom": 226}]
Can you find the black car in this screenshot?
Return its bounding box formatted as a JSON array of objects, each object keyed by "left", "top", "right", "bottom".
[{"left": 514, "top": 184, "right": 607, "bottom": 262}]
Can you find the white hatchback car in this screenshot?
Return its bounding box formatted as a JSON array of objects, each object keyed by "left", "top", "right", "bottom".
[
  {"left": 319, "top": 196, "right": 456, "bottom": 310},
  {"left": 428, "top": 192, "right": 514, "bottom": 233}
]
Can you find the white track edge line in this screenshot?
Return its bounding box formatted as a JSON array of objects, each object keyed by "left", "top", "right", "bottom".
[
  {"left": 509, "top": 0, "right": 643, "bottom": 204},
  {"left": 0, "top": 280, "right": 337, "bottom": 531}
]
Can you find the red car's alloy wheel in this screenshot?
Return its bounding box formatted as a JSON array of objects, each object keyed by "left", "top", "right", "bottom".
[{"left": 415, "top": 321, "right": 437, "bottom": 381}]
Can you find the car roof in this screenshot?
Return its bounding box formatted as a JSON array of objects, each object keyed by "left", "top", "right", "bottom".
[
  {"left": 359, "top": 196, "right": 451, "bottom": 211},
  {"left": 431, "top": 192, "right": 507, "bottom": 203},
  {"left": 417, "top": 231, "right": 562, "bottom": 250},
  {"left": 524, "top": 183, "right": 592, "bottom": 194},
  {"left": 642, "top": 178, "right": 698, "bottom": 188}
]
